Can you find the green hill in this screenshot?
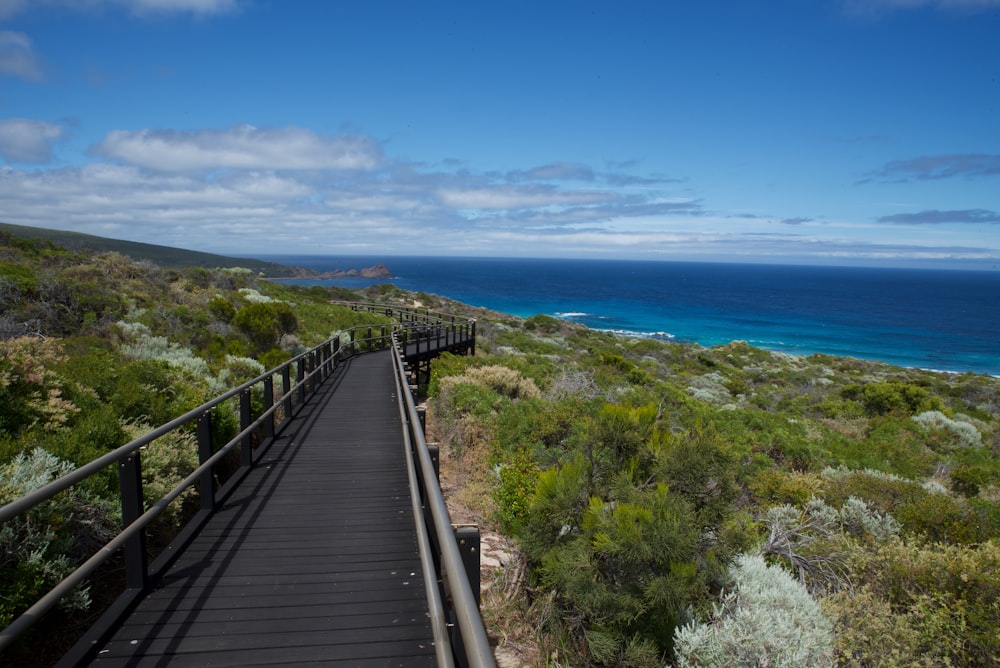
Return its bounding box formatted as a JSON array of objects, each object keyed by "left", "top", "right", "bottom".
[{"left": 0, "top": 221, "right": 297, "bottom": 276}]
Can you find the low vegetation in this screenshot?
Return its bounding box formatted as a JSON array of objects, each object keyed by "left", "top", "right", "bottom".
[
  {"left": 2, "top": 227, "right": 999, "bottom": 667},
  {"left": 430, "top": 303, "right": 1000, "bottom": 666}
]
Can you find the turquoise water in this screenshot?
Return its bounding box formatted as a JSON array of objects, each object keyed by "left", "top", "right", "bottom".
[{"left": 262, "top": 256, "right": 1000, "bottom": 376}]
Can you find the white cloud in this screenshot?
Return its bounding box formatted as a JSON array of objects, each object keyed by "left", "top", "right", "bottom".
[
  {"left": 0, "top": 1, "right": 28, "bottom": 20},
  {"left": 119, "top": 0, "right": 240, "bottom": 16},
  {"left": 0, "top": 118, "right": 65, "bottom": 162},
  {"left": 2, "top": 127, "right": 997, "bottom": 263},
  {"left": 91, "top": 125, "right": 385, "bottom": 172},
  {"left": 0, "top": 30, "right": 43, "bottom": 81},
  {"left": 0, "top": 0, "right": 240, "bottom": 19},
  {"left": 842, "top": 0, "right": 1000, "bottom": 14},
  {"left": 438, "top": 185, "right": 611, "bottom": 210}
]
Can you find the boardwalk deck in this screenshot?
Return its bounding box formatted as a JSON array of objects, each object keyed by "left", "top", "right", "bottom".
[{"left": 92, "top": 350, "right": 436, "bottom": 667}]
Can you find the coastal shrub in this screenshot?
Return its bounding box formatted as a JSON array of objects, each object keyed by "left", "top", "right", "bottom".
[
  {"left": 707, "top": 408, "right": 819, "bottom": 470},
  {"left": 0, "top": 337, "right": 80, "bottom": 436},
  {"left": 493, "top": 447, "right": 538, "bottom": 532},
  {"left": 821, "top": 586, "right": 930, "bottom": 667},
  {"left": 749, "top": 468, "right": 825, "bottom": 507},
  {"left": 759, "top": 503, "right": 852, "bottom": 593},
  {"left": 108, "top": 358, "right": 210, "bottom": 427},
  {"left": 673, "top": 553, "right": 834, "bottom": 668},
  {"left": 830, "top": 415, "right": 936, "bottom": 479},
  {"left": 437, "top": 364, "right": 541, "bottom": 401},
  {"left": 537, "top": 485, "right": 701, "bottom": 666},
  {"left": 232, "top": 301, "right": 298, "bottom": 353},
  {"left": 654, "top": 427, "right": 740, "bottom": 529},
  {"left": 686, "top": 372, "right": 734, "bottom": 407},
  {"left": 842, "top": 380, "right": 937, "bottom": 416},
  {"left": 847, "top": 538, "right": 1000, "bottom": 665},
  {"left": 912, "top": 409, "right": 983, "bottom": 448},
  {"left": 820, "top": 466, "right": 982, "bottom": 543},
  {"left": 0, "top": 449, "right": 117, "bottom": 628},
  {"left": 207, "top": 296, "right": 236, "bottom": 322},
  {"left": 950, "top": 463, "right": 990, "bottom": 497},
  {"left": 237, "top": 288, "right": 273, "bottom": 304},
  {"left": 119, "top": 331, "right": 211, "bottom": 378},
  {"left": 517, "top": 454, "right": 592, "bottom": 561},
  {"left": 124, "top": 420, "right": 200, "bottom": 528},
  {"left": 523, "top": 313, "right": 561, "bottom": 333}
]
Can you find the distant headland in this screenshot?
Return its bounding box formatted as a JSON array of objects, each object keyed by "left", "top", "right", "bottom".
[{"left": 276, "top": 263, "right": 395, "bottom": 280}]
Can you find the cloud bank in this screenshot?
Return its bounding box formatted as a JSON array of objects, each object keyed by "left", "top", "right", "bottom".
[
  {"left": 0, "top": 121, "right": 997, "bottom": 265},
  {"left": 0, "top": 30, "right": 42, "bottom": 80},
  {"left": 91, "top": 126, "right": 385, "bottom": 172},
  {"left": 871, "top": 154, "right": 1000, "bottom": 181},
  {"left": 0, "top": 118, "right": 66, "bottom": 162},
  {"left": 878, "top": 209, "right": 1000, "bottom": 224}
]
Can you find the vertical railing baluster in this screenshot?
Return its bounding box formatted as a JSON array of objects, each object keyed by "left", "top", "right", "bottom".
[
  {"left": 282, "top": 364, "right": 292, "bottom": 422},
  {"left": 240, "top": 389, "right": 253, "bottom": 466},
  {"left": 119, "top": 451, "right": 148, "bottom": 591},
  {"left": 263, "top": 375, "right": 275, "bottom": 444},
  {"left": 197, "top": 412, "right": 215, "bottom": 512},
  {"left": 297, "top": 357, "right": 306, "bottom": 407}
]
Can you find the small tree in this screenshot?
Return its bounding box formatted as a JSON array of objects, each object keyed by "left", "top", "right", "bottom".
[{"left": 233, "top": 301, "right": 298, "bottom": 354}]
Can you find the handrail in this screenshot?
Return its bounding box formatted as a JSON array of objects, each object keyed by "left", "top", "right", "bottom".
[
  {"left": 391, "top": 332, "right": 497, "bottom": 668},
  {"left": 0, "top": 324, "right": 397, "bottom": 654},
  {"left": 0, "top": 304, "right": 482, "bottom": 664},
  {"left": 392, "top": 343, "right": 455, "bottom": 668}
]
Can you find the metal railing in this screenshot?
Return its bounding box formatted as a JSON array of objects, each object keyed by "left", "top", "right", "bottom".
[
  {"left": 0, "top": 310, "right": 481, "bottom": 665},
  {"left": 390, "top": 331, "right": 495, "bottom": 668}
]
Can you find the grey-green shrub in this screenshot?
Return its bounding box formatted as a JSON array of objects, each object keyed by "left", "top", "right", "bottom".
[
  {"left": 0, "top": 448, "right": 116, "bottom": 626},
  {"left": 912, "top": 410, "right": 982, "bottom": 448},
  {"left": 673, "top": 553, "right": 834, "bottom": 668}
]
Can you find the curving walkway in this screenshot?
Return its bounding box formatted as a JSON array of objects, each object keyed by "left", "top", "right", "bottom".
[{"left": 91, "top": 350, "right": 436, "bottom": 667}]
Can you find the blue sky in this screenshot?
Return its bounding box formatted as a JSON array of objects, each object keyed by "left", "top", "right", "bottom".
[{"left": 1, "top": 0, "right": 998, "bottom": 267}]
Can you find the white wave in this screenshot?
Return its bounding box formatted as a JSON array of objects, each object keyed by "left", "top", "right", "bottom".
[
  {"left": 555, "top": 312, "right": 590, "bottom": 318},
  {"left": 599, "top": 328, "right": 676, "bottom": 340}
]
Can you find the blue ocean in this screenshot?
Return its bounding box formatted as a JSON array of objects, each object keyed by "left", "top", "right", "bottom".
[{"left": 261, "top": 256, "right": 1000, "bottom": 377}]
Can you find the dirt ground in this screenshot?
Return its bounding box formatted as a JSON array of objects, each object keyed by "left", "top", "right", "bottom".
[{"left": 433, "top": 417, "right": 543, "bottom": 668}]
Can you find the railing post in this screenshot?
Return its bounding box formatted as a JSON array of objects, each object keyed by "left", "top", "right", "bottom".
[
  {"left": 263, "top": 375, "right": 275, "bottom": 442},
  {"left": 118, "top": 451, "right": 148, "bottom": 591},
  {"left": 416, "top": 406, "right": 427, "bottom": 435},
  {"left": 240, "top": 389, "right": 253, "bottom": 466},
  {"left": 454, "top": 525, "right": 481, "bottom": 608},
  {"left": 197, "top": 412, "right": 215, "bottom": 512},
  {"left": 427, "top": 442, "right": 440, "bottom": 480},
  {"left": 282, "top": 364, "right": 293, "bottom": 421},
  {"left": 297, "top": 357, "right": 307, "bottom": 407}
]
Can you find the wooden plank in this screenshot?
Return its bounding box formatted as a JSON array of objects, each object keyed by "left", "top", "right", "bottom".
[{"left": 92, "top": 351, "right": 438, "bottom": 666}]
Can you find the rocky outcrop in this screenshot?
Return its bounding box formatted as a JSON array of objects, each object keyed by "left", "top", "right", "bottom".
[{"left": 281, "top": 263, "right": 394, "bottom": 279}]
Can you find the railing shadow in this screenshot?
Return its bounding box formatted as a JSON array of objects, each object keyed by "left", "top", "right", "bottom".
[{"left": 0, "top": 304, "right": 482, "bottom": 666}]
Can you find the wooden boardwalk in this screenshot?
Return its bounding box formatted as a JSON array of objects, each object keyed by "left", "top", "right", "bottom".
[{"left": 92, "top": 350, "right": 437, "bottom": 667}]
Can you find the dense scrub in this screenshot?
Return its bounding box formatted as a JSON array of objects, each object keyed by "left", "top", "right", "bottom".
[
  {"left": 430, "top": 314, "right": 1000, "bottom": 666},
  {"left": 0, "top": 232, "right": 392, "bottom": 658},
  {"left": 4, "top": 229, "right": 1000, "bottom": 667}
]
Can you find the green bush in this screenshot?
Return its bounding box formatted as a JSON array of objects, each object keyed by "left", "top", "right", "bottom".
[
  {"left": 523, "top": 314, "right": 561, "bottom": 333},
  {"left": 538, "top": 485, "right": 701, "bottom": 666},
  {"left": 493, "top": 448, "right": 538, "bottom": 532},
  {"left": 842, "top": 380, "right": 937, "bottom": 416},
  {"left": 844, "top": 538, "right": 1000, "bottom": 666},
  {"left": 654, "top": 427, "right": 739, "bottom": 529},
  {"left": 233, "top": 301, "right": 298, "bottom": 353}
]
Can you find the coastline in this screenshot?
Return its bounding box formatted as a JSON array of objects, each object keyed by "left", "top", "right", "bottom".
[{"left": 264, "top": 256, "right": 1000, "bottom": 378}]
